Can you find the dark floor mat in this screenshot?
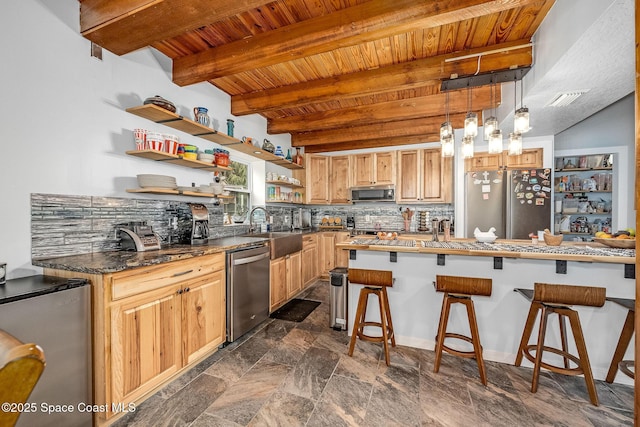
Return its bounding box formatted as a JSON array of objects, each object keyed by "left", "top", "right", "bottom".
[{"left": 270, "top": 299, "right": 321, "bottom": 322}]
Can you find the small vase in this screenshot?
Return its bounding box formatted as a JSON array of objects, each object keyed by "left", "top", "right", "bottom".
[
  {"left": 226, "top": 119, "right": 234, "bottom": 137},
  {"left": 285, "top": 149, "right": 292, "bottom": 161},
  {"left": 295, "top": 148, "right": 303, "bottom": 166},
  {"left": 193, "top": 107, "right": 210, "bottom": 127}
]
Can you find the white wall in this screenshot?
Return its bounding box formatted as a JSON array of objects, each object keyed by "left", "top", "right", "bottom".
[{"left": 0, "top": 0, "right": 290, "bottom": 279}]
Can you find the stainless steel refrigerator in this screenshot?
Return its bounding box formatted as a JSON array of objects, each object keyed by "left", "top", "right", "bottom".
[{"left": 465, "top": 168, "right": 552, "bottom": 239}]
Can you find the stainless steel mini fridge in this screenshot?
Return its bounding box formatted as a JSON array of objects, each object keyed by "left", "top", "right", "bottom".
[{"left": 465, "top": 168, "right": 553, "bottom": 239}]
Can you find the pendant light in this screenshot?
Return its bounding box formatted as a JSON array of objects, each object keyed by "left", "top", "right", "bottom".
[
  {"left": 508, "top": 80, "right": 523, "bottom": 155},
  {"left": 484, "top": 78, "right": 498, "bottom": 141},
  {"left": 514, "top": 77, "right": 530, "bottom": 134},
  {"left": 441, "top": 134, "right": 455, "bottom": 158},
  {"left": 463, "top": 86, "right": 478, "bottom": 138},
  {"left": 488, "top": 129, "right": 503, "bottom": 154},
  {"left": 461, "top": 135, "right": 474, "bottom": 159},
  {"left": 508, "top": 132, "right": 523, "bottom": 156},
  {"left": 441, "top": 90, "right": 454, "bottom": 157},
  {"left": 440, "top": 91, "right": 453, "bottom": 141}
]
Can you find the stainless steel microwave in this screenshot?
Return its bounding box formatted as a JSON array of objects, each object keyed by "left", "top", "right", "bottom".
[{"left": 350, "top": 185, "right": 395, "bottom": 203}]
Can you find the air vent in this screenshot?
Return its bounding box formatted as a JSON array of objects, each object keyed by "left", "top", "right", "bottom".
[{"left": 547, "top": 91, "right": 589, "bottom": 107}]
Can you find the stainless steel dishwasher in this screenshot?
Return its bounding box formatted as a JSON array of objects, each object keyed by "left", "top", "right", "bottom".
[{"left": 226, "top": 245, "right": 271, "bottom": 342}]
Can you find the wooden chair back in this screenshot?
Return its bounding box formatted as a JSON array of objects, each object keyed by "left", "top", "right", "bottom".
[
  {"left": 348, "top": 268, "right": 394, "bottom": 287},
  {"left": 533, "top": 283, "right": 606, "bottom": 307},
  {"left": 435, "top": 275, "right": 492, "bottom": 296},
  {"left": 0, "top": 329, "right": 46, "bottom": 427}
]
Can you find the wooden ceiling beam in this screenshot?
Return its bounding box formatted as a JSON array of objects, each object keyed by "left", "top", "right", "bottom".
[
  {"left": 267, "top": 85, "right": 497, "bottom": 134},
  {"left": 80, "top": 0, "right": 267, "bottom": 55},
  {"left": 232, "top": 42, "right": 531, "bottom": 116},
  {"left": 173, "top": 0, "right": 540, "bottom": 86},
  {"left": 291, "top": 114, "right": 470, "bottom": 147},
  {"left": 304, "top": 135, "right": 442, "bottom": 153}
]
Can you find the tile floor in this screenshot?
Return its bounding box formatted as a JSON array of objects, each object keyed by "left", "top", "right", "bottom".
[{"left": 114, "top": 280, "right": 634, "bottom": 426}]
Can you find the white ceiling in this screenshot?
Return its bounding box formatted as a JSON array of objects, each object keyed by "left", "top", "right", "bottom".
[{"left": 498, "top": 0, "right": 634, "bottom": 138}]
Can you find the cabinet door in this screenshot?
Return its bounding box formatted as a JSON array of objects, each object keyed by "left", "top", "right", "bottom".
[
  {"left": 306, "top": 154, "right": 330, "bottom": 204},
  {"left": 286, "top": 252, "right": 302, "bottom": 299},
  {"left": 181, "top": 272, "right": 226, "bottom": 365},
  {"left": 504, "top": 148, "right": 543, "bottom": 169},
  {"left": 318, "top": 232, "right": 336, "bottom": 277},
  {"left": 334, "top": 232, "right": 350, "bottom": 268},
  {"left": 397, "top": 150, "right": 420, "bottom": 202},
  {"left": 352, "top": 153, "right": 374, "bottom": 186},
  {"left": 110, "top": 285, "right": 181, "bottom": 404},
  {"left": 465, "top": 152, "right": 503, "bottom": 172},
  {"left": 373, "top": 151, "right": 396, "bottom": 185},
  {"left": 270, "top": 257, "right": 287, "bottom": 311},
  {"left": 302, "top": 234, "right": 318, "bottom": 287},
  {"left": 422, "top": 148, "right": 453, "bottom": 203},
  {"left": 329, "top": 155, "right": 351, "bottom": 203}
]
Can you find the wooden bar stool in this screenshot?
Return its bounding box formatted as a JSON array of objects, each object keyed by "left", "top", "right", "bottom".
[
  {"left": 347, "top": 268, "right": 395, "bottom": 366},
  {"left": 605, "top": 297, "right": 635, "bottom": 383},
  {"left": 514, "top": 283, "right": 606, "bottom": 406},
  {"left": 433, "top": 275, "right": 492, "bottom": 385}
]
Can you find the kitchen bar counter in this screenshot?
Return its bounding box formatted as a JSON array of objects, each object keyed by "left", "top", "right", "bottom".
[
  {"left": 338, "top": 237, "right": 635, "bottom": 264},
  {"left": 343, "top": 241, "right": 635, "bottom": 385}
]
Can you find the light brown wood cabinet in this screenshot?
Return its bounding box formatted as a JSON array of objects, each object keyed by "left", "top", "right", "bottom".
[
  {"left": 318, "top": 231, "right": 350, "bottom": 277},
  {"left": 45, "top": 254, "right": 227, "bottom": 424},
  {"left": 302, "top": 233, "right": 318, "bottom": 287},
  {"left": 465, "top": 148, "right": 543, "bottom": 172},
  {"left": 329, "top": 155, "right": 351, "bottom": 203},
  {"left": 397, "top": 148, "right": 452, "bottom": 203},
  {"left": 351, "top": 151, "right": 396, "bottom": 186},
  {"left": 270, "top": 251, "right": 302, "bottom": 311},
  {"left": 305, "top": 154, "right": 330, "bottom": 204},
  {"left": 503, "top": 148, "right": 543, "bottom": 169}
]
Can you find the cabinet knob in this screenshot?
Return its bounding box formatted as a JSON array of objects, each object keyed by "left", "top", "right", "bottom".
[
  {"left": 184, "top": 287, "right": 190, "bottom": 293},
  {"left": 177, "top": 289, "right": 183, "bottom": 295}
]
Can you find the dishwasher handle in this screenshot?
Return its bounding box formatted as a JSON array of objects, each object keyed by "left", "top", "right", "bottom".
[{"left": 232, "top": 251, "right": 270, "bottom": 266}]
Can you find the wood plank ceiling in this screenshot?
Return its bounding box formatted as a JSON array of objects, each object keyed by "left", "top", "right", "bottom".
[{"left": 80, "top": 0, "right": 555, "bottom": 153}]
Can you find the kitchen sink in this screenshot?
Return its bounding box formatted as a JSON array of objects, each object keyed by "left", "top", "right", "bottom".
[{"left": 249, "top": 232, "right": 303, "bottom": 259}]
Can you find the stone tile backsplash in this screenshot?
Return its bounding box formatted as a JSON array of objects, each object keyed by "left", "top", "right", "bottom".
[{"left": 31, "top": 193, "right": 453, "bottom": 258}]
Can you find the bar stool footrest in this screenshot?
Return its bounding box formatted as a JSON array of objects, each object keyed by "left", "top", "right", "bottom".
[
  {"left": 438, "top": 333, "right": 482, "bottom": 359},
  {"left": 356, "top": 321, "right": 395, "bottom": 344},
  {"left": 523, "top": 344, "right": 584, "bottom": 376},
  {"left": 619, "top": 360, "right": 635, "bottom": 379}
]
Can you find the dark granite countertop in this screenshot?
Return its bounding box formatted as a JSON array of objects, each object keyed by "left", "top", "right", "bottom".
[
  {"left": 32, "top": 236, "right": 270, "bottom": 275},
  {"left": 0, "top": 275, "right": 90, "bottom": 305}
]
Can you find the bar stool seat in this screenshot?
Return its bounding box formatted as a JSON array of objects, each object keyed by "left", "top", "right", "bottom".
[
  {"left": 514, "top": 283, "right": 606, "bottom": 406},
  {"left": 347, "top": 269, "right": 395, "bottom": 366},
  {"left": 433, "top": 275, "right": 492, "bottom": 385},
  {"left": 605, "top": 297, "right": 635, "bottom": 383}
]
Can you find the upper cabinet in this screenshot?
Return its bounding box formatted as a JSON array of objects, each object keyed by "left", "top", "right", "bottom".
[
  {"left": 329, "top": 155, "right": 351, "bottom": 204},
  {"left": 351, "top": 151, "right": 396, "bottom": 186},
  {"left": 465, "top": 148, "right": 543, "bottom": 172},
  {"left": 304, "top": 154, "right": 351, "bottom": 204},
  {"left": 397, "top": 148, "right": 452, "bottom": 203}
]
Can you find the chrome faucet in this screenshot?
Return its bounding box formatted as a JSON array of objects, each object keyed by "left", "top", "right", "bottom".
[{"left": 249, "top": 206, "right": 270, "bottom": 233}]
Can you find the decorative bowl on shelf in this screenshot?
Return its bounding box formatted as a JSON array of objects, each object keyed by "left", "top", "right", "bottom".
[
  {"left": 143, "top": 95, "right": 176, "bottom": 113},
  {"left": 594, "top": 238, "right": 635, "bottom": 249}
]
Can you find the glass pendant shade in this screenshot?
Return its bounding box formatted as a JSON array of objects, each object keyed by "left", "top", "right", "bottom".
[
  {"left": 440, "top": 121, "right": 453, "bottom": 140},
  {"left": 488, "top": 129, "right": 503, "bottom": 154},
  {"left": 461, "top": 135, "right": 474, "bottom": 159},
  {"left": 441, "top": 134, "right": 454, "bottom": 157},
  {"left": 508, "top": 132, "right": 523, "bottom": 155},
  {"left": 514, "top": 107, "right": 530, "bottom": 133},
  {"left": 483, "top": 116, "right": 498, "bottom": 141},
  {"left": 464, "top": 112, "right": 478, "bottom": 137}
]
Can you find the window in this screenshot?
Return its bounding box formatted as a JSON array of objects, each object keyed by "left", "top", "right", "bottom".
[{"left": 222, "top": 160, "right": 250, "bottom": 224}]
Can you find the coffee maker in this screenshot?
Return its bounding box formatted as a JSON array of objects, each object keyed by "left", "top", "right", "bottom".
[
  {"left": 346, "top": 214, "right": 355, "bottom": 230},
  {"left": 189, "top": 204, "right": 210, "bottom": 244}
]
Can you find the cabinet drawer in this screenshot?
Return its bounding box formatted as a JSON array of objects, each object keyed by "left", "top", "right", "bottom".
[
  {"left": 302, "top": 234, "right": 318, "bottom": 248},
  {"left": 110, "top": 253, "right": 225, "bottom": 300}
]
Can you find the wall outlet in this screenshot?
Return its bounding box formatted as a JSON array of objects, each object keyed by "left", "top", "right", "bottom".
[{"left": 365, "top": 214, "right": 370, "bottom": 222}]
